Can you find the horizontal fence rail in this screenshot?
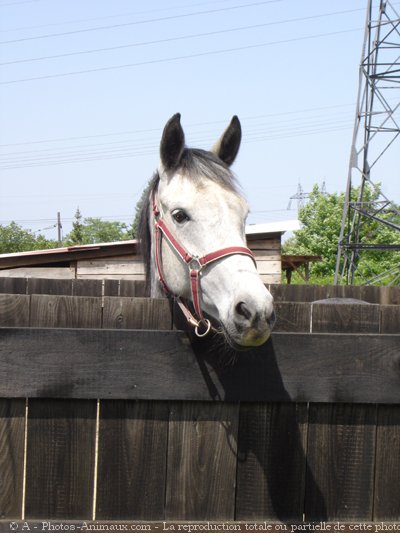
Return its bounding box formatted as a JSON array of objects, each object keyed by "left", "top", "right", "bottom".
[
  {"left": 0, "top": 293, "right": 398, "bottom": 402},
  {"left": 0, "top": 277, "right": 399, "bottom": 303},
  {"left": 0, "top": 327, "right": 399, "bottom": 403},
  {"left": 0, "top": 293, "right": 399, "bottom": 333},
  {"left": 0, "top": 280, "right": 399, "bottom": 523}
]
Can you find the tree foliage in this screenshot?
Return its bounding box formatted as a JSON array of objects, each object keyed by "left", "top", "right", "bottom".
[
  {"left": 64, "top": 213, "right": 133, "bottom": 246},
  {"left": 283, "top": 185, "right": 343, "bottom": 277},
  {"left": 283, "top": 184, "right": 400, "bottom": 284},
  {"left": 0, "top": 222, "right": 58, "bottom": 254},
  {"left": 67, "top": 207, "right": 84, "bottom": 245},
  {"left": 0, "top": 209, "right": 135, "bottom": 255}
]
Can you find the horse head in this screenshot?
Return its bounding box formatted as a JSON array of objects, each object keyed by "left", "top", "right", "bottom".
[{"left": 140, "top": 113, "right": 274, "bottom": 350}]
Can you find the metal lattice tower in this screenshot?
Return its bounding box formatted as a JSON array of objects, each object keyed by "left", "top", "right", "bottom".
[
  {"left": 287, "top": 182, "right": 310, "bottom": 211},
  {"left": 335, "top": 0, "right": 400, "bottom": 286}
]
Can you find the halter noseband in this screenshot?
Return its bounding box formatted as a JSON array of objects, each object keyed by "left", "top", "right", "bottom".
[{"left": 152, "top": 186, "right": 257, "bottom": 337}]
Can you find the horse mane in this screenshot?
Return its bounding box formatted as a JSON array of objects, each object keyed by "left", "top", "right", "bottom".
[
  {"left": 138, "top": 148, "right": 241, "bottom": 295},
  {"left": 138, "top": 172, "right": 159, "bottom": 296}
]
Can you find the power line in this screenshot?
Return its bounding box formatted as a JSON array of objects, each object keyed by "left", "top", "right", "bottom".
[
  {"left": 0, "top": 192, "right": 138, "bottom": 200},
  {"left": 0, "top": 0, "right": 41, "bottom": 7},
  {"left": 1, "top": 208, "right": 300, "bottom": 226},
  {"left": 0, "top": 104, "right": 357, "bottom": 166},
  {"left": 0, "top": 0, "right": 247, "bottom": 32},
  {"left": 0, "top": 113, "right": 354, "bottom": 159},
  {"left": 1, "top": 114, "right": 354, "bottom": 157},
  {"left": 0, "top": 7, "right": 368, "bottom": 66},
  {"left": 0, "top": 0, "right": 280, "bottom": 45},
  {"left": 0, "top": 118, "right": 354, "bottom": 165},
  {"left": 0, "top": 215, "right": 135, "bottom": 225},
  {"left": 0, "top": 27, "right": 362, "bottom": 85},
  {"left": 0, "top": 130, "right": 353, "bottom": 171},
  {"left": 0, "top": 102, "right": 356, "bottom": 148},
  {"left": 0, "top": 123, "right": 353, "bottom": 170}
]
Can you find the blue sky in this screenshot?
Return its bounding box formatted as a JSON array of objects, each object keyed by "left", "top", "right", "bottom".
[{"left": 0, "top": 0, "right": 398, "bottom": 241}]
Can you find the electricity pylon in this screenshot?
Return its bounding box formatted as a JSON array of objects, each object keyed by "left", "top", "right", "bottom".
[
  {"left": 287, "top": 182, "right": 309, "bottom": 211},
  {"left": 335, "top": 0, "right": 400, "bottom": 285}
]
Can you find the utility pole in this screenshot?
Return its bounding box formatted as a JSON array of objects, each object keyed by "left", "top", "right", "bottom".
[
  {"left": 57, "top": 212, "right": 62, "bottom": 246},
  {"left": 335, "top": 0, "right": 400, "bottom": 286}
]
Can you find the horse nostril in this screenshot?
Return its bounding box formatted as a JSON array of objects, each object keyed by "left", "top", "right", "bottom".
[{"left": 235, "top": 301, "right": 252, "bottom": 321}]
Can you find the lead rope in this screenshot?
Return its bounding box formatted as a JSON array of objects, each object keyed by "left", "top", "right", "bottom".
[{"left": 175, "top": 297, "right": 212, "bottom": 337}]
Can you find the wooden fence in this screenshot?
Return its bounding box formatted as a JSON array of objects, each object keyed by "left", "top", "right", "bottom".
[
  {"left": 1, "top": 276, "right": 400, "bottom": 303},
  {"left": 0, "top": 278, "right": 399, "bottom": 523}
]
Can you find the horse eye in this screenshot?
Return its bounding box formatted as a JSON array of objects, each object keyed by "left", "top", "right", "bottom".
[{"left": 172, "top": 210, "right": 189, "bottom": 224}]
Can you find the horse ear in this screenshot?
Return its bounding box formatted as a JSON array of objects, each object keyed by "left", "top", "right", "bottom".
[
  {"left": 160, "top": 113, "right": 185, "bottom": 171},
  {"left": 212, "top": 116, "right": 242, "bottom": 166}
]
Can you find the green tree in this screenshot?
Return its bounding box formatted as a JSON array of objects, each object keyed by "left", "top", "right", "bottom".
[
  {"left": 67, "top": 207, "right": 84, "bottom": 245},
  {"left": 283, "top": 184, "right": 400, "bottom": 284},
  {"left": 0, "top": 222, "right": 58, "bottom": 254},
  {"left": 64, "top": 214, "right": 131, "bottom": 245}
]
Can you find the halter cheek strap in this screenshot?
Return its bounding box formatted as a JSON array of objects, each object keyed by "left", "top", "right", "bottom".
[{"left": 152, "top": 188, "right": 257, "bottom": 336}]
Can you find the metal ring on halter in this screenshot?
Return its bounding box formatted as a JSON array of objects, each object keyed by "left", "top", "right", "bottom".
[
  {"left": 195, "top": 319, "right": 212, "bottom": 338},
  {"left": 189, "top": 257, "right": 202, "bottom": 271}
]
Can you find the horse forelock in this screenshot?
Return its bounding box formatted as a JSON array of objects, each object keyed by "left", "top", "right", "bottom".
[
  {"left": 138, "top": 148, "right": 242, "bottom": 294},
  {"left": 179, "top": 148, "right": 240, "bottom": 193}
]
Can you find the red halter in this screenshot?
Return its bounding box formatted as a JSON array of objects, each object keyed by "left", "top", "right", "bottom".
[{"left": 152, "top": 187, "right": 257, "bottom": 336}]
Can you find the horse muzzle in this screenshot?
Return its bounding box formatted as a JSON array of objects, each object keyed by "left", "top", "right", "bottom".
[{"left": 220, "top": 300, "right": 276, "bottom": 350}]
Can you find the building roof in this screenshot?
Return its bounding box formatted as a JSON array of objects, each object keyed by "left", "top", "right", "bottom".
[
  {"left": 0, "top": 222, "right": 300, "bottom": 270},
  {"left": 0, "top": 240, "right": 139, "bottom": 270},
  {"left": 245, "top": 220, "right": 301, "bottom": 238}
]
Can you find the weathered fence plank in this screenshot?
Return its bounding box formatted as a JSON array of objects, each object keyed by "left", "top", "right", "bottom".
[
  {"left": 373, "top": 405, "right": 400, "bottom": 520},
  {"left": 269, "top": 284, "right": 328, "bottom": 302},
  {"left": 102, "top": 297, "right": 172, "bottom": 330},
  {"left": 72, "top": 279, "right": 102, "bottom": 297},
  {"left": 103, "top": 280, "right": 148, "bottom": 297},
  {"left": 379, "top": 286, "right": 400, "bottom": 305},
  {"left": 120, "top": 280, "right": 147, "bottom": 297},
  {"left": 0, "top": 294, "right": 30, "bottom": 327},
  {"left": 25, "top": 399, "right": 97, "bottom": 519},
  {"left": 0, "top": 328, "right": 206, "bottom": 400},
  {"left": 0, "top": 328, "right": 399, "bottom": 402},
  {"left": 201, "top": 333, "right": 400, "bottom": 403},
  {"left": 311, "top": 303, "right": 380, "bottom": 333},
  {"left": 2, "top": 277, "right": 400, "bottom": 303},
  {"left": 273, "top": 302, "right": 311, "bottom": 332},
  {"left": 268, "top": 284, "right": 400, "bottom": 304},
  {"left": 1, "top": 278, "right": 400, "bottom": 523},
  {"left": 30, "top": 295, "right": 102, "bottom": 328},
  {"left": 380, "top": 305, "right": 400, "bottom": 333},
  {"left": 96, "top": 400, "right": 169, "bottom": 520},
  {"left": 305, "top": 404, "right": 377, "bottom": 520},
  {"left": 0, "top": 278, "right": 26, "bottom": 295},
  {"left": 165, "top": 402, "right": 239, "bottom": 520},
  {"left": 27, "top": 278, "right": 73, "bottom": 295},
  {"left": 235, "top": 403, "right": 308, "bottom": 521},
  {"left": 1, "top": 293, "right": 396, "bottom": 334},
  {"left": 0, "top": 399, "right": 25, "bottom": 519}
]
